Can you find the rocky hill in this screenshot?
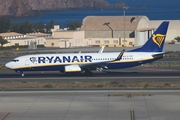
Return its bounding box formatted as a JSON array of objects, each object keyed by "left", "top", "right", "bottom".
[{"left": 0, "top": 0, "right": 125, "bottom": 17}]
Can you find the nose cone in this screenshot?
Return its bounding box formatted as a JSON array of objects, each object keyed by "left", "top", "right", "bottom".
[{"left": 5, "top": 62, "right": 11, "bottom": 69}]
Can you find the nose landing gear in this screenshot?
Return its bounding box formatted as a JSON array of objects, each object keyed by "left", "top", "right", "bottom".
[{"left": 15, "top": 71, "right": 24, "bottom": 77}]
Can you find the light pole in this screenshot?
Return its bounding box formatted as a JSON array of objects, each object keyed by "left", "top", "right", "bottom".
[
  {"left": 103, "top": 22, "right": 113, "bottom": 38},
  {"left": 64, "top": 1, "right": 67, "bottom": 9},
  {"left": 123, "top": 6, "right": 127, "bottom": 47}
]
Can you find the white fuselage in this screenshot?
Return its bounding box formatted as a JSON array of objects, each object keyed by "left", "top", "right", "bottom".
[{"left": 5, "top": 52, "right": 161, "bottom": 72}]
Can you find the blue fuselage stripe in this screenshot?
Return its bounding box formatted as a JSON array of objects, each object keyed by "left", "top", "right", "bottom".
[{"left": 14, "top": 59, "right": 154, "bottom": 72}]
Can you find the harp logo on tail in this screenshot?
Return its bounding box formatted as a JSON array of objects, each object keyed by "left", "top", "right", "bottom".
[{"left": 152, "top": 34, "right": 165, "bottom": 47}]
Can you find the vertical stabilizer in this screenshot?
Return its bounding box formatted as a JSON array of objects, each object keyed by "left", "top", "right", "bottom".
[{"left": 130, "top": 21, "right": 169, "bottom": 52}]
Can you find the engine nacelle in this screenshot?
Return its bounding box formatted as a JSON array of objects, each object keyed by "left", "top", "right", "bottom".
[{"left": 65, "top": 65, "right": 81, "bottom": 73}]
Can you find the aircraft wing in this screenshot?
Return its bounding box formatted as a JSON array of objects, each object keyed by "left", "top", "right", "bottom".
[
  {"left": 80, "top": 49, "right": 125, "bottom": 70},
  {"left": 98, "top": 46, "right": 105, "bottom": 53},
  {"left": 79, "top": 46, "right": 105, "bottom": 54}
]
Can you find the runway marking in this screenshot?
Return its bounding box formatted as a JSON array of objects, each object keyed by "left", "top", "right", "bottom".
[
  {"left": 142, "top": 68, "right": 180, "bottom": 71},
  {"left": 108, "top": 93, "right": 151, "bottom": 97},
  {"left": 2, "top": 112, "right": 10, "bottom": 120},
  {"left": 130, "top": 110, "right": 135, "bottom": 120}
]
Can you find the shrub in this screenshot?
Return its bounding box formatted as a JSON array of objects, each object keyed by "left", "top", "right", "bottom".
[
  {"left": 144, "top": 84, "right": 151, "bottom": 88},
  {"left": 110, "top": 81, "right": 119, "bottom": 85},
  {"left": 97, "top": 84, "right": 103, "bottom": 88},
  {"left": 163, "top": 83, "right": 171, "bottom": 87},
  {"left": 44, "top": 84, "right": 54, "bottom": 88}
]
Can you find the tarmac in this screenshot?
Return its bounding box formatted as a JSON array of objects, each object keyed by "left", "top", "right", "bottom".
[
  {"left": 0, "top": 90, "right": 180, "bottom": 120},
  {"left": 0, "top": 44, "right": 180, "bottom": 120}
]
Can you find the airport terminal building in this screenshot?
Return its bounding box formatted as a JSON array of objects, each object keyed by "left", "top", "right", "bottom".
[
  {"left": 46, "top": 16, "right": 155, "bottom": 48},
  {"left": 46, "top": 16, "right": 180, "bottom": 48},
  {"left": 0, "top": 32, "right": 50, "bottom": 48},
  {"left": 80, "top": 16, "right": 154, "bottom": 47},
  {"left": 0, "top": 16, "right": 180, "bottom": 48}
]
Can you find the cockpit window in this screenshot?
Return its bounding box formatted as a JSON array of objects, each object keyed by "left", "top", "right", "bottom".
[{"left": 11, "top": 59, "right": 19, "bottom": 62}]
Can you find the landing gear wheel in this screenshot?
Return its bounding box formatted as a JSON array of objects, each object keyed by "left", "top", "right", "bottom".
[{"left": 21, "top": 72, "right": 24, "bottom": 76}]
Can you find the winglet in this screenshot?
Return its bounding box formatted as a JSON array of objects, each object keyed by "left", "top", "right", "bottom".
[{"left": 114, "top": 49, "right": 125, "bottom": 61}]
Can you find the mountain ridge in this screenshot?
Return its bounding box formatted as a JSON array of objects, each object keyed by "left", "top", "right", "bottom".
[{"left": 0, "top": 0, "right": 125, "bottom": 17}]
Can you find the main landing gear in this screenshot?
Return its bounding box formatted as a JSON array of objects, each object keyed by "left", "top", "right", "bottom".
[{"left": 84, "top": 69, "right": 93, "bottom": 76}]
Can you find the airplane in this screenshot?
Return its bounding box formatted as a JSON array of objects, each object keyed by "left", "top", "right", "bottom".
[{"left": 5, "top": 21, "right": 169, "bottom": 76}]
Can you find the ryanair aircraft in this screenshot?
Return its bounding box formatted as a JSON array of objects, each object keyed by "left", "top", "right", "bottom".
[{"left": 5, "top": 21, "right": 169, "bottom": 76}]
